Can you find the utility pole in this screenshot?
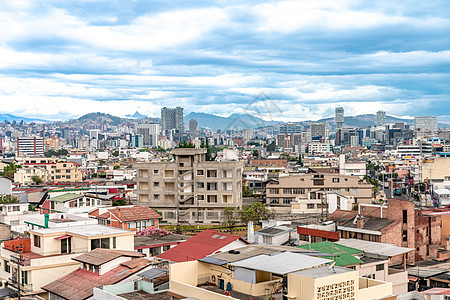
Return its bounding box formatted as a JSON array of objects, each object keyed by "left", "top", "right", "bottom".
[{"left": 10, "top": 254, "right": 24, "bottom": 300}]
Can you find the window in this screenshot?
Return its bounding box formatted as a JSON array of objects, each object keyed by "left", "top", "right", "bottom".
[
  {"left": 34, "top": 235, "right": 41, "bottom": 248},
  {"left": 270, "top": 188, "right": 279, "bottom": 194},
  {"left": 207, "top": 195, "right": 217, "bottom": 203},
  {"left": 66, "top": 169, "right": 71, "bottom": 173},
  {"left": 4, "top": 260, "right": 10, "bottom": 273},
  {"left": 283, "top": 198, "right": 292, "bottom": 204},
  {"left": 207, "top": 182, "right": 217, "bottom": 191},
  {"left": 153, "top": 182, "right": 159, "bottom": 187},
  {"left": 376, "top": 264, "right": 385, "bottom": 271},
  {"left": 197, "top": 182, "right": 204, "bottom": 188},
  {"left": 55, "top": 169, "right": 61, "bottom": 173},
  {"left": 153, "top": 194, "right": 160, "bottom": 200},
  {"left": 403, "top": 210, "right": 407, "bottom": 223},
  {"left": 163, "top": 245, "right": 170, "bottom": 251},
  {"left": 56, "top": 175, "right": 61, "bottom": 179},
  {"left": 21, "top": 270, "right": 28, "bottom": 285},
  {"left": 113, "top": 237, "right": 116, "bottom": 249},
  {"left": 313, "top": 179, "right": 324, "bottom": 186},
  {"left": 197, "top": 169, "right": 204, "bottom": 176},
  {"left": 352, "top": 189, "right": 357, "bottom": 195},
  {"left": 402, "top": 230, "right": 408, "bottom": 242},
  {"left": 293, "top": 188, "right": 305, "bottom": 194},
  {"left": 66, "top": 175, "right": 71, "bottom": 179},
  {"left": 153, "top": 169, "right": 159, "bottom": 174},
  {"left": 344, "top": 188, "right": 350, "bottom": 192},
  {"left": 91, "top": 238, "right": 110, "bottom": 250},
  {"left": 197, "top": 195, "right": 205, "bottom": 201},
  {"left": 307, "top": 204, "right": 315, "bottom": 209},
  {"left": 207, "top": 170, "right": 217, "bottom": 178},
  {"left": 270, "top": 198, "right": 279, "bottom": 204},
  {"left": 283, "top": 188, "right": 292, "bottom": 194},
  {"left": 150, "top": 247, "right": 162, "bottom": 256},
  {"left": 332, "top": 178, "right": 340, "bottom": 183}
]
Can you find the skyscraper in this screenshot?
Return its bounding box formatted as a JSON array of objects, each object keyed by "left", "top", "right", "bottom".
[
  {"left": 137, "top": 123, "right": 160, "bottom": 147},
  {"left": 189, "top": 119, "right": 198, "bottom": 137},
  {"left": 376, "top": 111, "right": 386, "bottom": 127},
  {"left": 161, "top": 107, "right": 184, "bottom": 133},
  {"left": 310, "top": 122, "right": 326, "bottom": 138},
  {"left": 414, "top": 116, "right": 438, "bottom": 132},
  {"left": 335, "top": 107, "right": 344, "bottom": 129}
]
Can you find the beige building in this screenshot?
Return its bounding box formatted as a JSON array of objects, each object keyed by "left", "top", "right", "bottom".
[
  {"left": 169, "top": 250, "right": 393, "bottom": 300},
  {"left": 266, "top": 173, "right": 374, "bottom": 213},
  {"left": 0, "top": 224, "right": 134, "bottom": 295},
  {"left": 14, "top": 160, "right": 82, "bottom": 185},
  {"left": 134, "top": 148, "right": 243, "bottom": 224}
]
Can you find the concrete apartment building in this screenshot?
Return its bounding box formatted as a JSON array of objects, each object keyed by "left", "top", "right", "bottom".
[
  {"left": 134, "top": 148, "right": 243, "bottom": 224},
  {"left": 14, "top": 161, "right": 82, "bottom": 185},
  {"left": 265, "top": 173, "right": 373, "bottom": 213}
]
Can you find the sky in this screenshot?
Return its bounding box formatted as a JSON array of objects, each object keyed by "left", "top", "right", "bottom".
[{"left": 1, "top": 0, "right": 450, "bottom": 122}]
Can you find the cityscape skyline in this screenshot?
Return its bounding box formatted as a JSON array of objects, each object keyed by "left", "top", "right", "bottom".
[{"left": 1, "top": 1, "right": 449, "bottom": 123}]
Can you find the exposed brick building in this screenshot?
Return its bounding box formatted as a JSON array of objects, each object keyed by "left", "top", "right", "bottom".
[{"left": 329, "top": 198, "right": 441, "bottom": 264}]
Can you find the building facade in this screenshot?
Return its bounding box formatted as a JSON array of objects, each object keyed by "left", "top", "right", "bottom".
[
  {"left": 17, "top": 137, "right": 44, "bottom": 157},
  {"left": 134, "top": 148, "right": 243, "bottom": 224},
  {"left": 161, "top": 107, "right": 183, "bottom": 133}
]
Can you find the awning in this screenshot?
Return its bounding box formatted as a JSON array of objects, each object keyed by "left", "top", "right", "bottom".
[
  {"left": 54, "top": 235, "right": 71, "bottom": 240},
  {"left": 408, "top": 275, "right": 418, "bottom": 282}
]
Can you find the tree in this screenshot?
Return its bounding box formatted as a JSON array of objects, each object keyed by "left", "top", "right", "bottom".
[
  {"left": 267, "top": 141, "right": 276, "bottom": 152},
  {"left": 112, "top": 150, "right": 119, "bottom": 157},
  {"left": 112, "top": 199, "right": 127, "bottom": 206},
  {"left": 31, "top": 175, "right": 43, "bottom": 185},
  {"left": 243, "top": 186, "right": 253, "bottom": 197},
  {"left": 222, "top": 207, "right": 237, "bottom": 233},
  {"left": 252, "top": 150, "right": 259, "bottom": 158},
  {"left": 113, "top": 165, "right": 120, "bottom": 170},
  {"left": 1, "top": 162, "right": 21, "bottom": 179},
  {"left": 238, "top": 202, "right": 273, "bottom": 226},
  {"left": 177, "top": 141, "right": 195, "bottom": 148}
]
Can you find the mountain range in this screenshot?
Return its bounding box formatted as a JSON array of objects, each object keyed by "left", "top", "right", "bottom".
[
  {"left": 184, "top": 112, "right": 280, "bottom": 130},
  {"left": 0, "top": 113, "right": 49, "bottom": 124},
  {"left": 1, "top": 111, "right": 448, "bottom": 130}
]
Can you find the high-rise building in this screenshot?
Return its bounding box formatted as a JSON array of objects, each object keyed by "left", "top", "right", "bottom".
[
  {"left": 414, "top": 116, "right": 438, "bottom": 132},
  {"left": 161, "top": 107, "right": 183, "bottom": 133},
  {"left": 189, "top": 119, "right": 198, "bottom": 137},
  {"left": 89, "top": 129, "right": 101, "bottom": 140},
  {"left": 134, "top": 148, "right": 243, "bottom": 224},
  {"left": 280, "top": 122, "right": 302, "bottom": 134},
  {"left": 376, "top": 111, "right": 386, "bottom": 127},
  {"left": 137, "top": 123, "right": 160, "bottom": 147},
  {"left": 17, "top": 137, "right": 44, "bottom": 156},
  {"left": 310, "top": 123, "right": 326, "bottom": 138},
  {"left": 132, "top": 134, "right": 144, "bottom": 148},
  {"left": 335, "top": 107, "right": 344, "bottom": 129}
]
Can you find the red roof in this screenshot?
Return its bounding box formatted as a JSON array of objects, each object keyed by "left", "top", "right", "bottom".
[
  {"left": 157, "top": 229, "right": 249, "bottom": 262},
  {"left": 96, "top": 206, "right": 162, "bottom": 222},
  {"left": 42, "top": 258, "right": 149, "bottom": 300}
]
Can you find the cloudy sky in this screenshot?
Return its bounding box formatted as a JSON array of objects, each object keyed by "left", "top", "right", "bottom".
[{"left": 1, "top": 0, "right": 449, "bottom": 122}]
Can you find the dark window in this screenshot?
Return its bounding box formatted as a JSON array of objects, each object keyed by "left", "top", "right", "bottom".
[
  {"left": 376, "top": 264, "right": 384, "bottom": 271},
  {"left": 402, "top": 230, "right": 408, "bottom": 242},
  {"left": 4, "top": 260, "right": 10, "bottom": 273},
  {"left": 403, "top": 210, "right": 407, "bottom": 223},
  {"left": 113, "top": 237, "right": 116, "bottom": 249},
  {"left": 34, "top": 235, "right": 41, "bottom": 248},
  {"left": 61, "top": 238, "right": 71, "bottom": 254},
  {"left": 91, "top": 238, "right": 110, "bottom": 250}
]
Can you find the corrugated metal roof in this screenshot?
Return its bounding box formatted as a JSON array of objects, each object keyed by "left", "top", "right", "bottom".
[
  {"left": 335, "top": 239, "right": 414, "bottom": 257},
  {"left": 138, "top": 268, "right": 168, "bottom": 280},
  {"left": 407, "top": 267, "right": 447, "bottom": 278},
  {"left": 199, "top": 257, "right": 229, "bottom": 266},
  {"left": 49, "top": 193, "right": 83, "bottom": 202},
  {"left": 297, "top": 241, "right": 363, "bottom": 267},
  {"left": 230, "top": 252, "right": 331, "bottom": 274}
]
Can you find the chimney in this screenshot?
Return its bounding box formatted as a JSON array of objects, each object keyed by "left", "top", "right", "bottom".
[
  {"left": 356, "top": 215, "right": 365, "bottom": 229},
  {"left": 117, "top": 208, "right": 121, "bottom": 218},
  {"left": 247, "top": 221, "right": 255, "bottom": 243}
]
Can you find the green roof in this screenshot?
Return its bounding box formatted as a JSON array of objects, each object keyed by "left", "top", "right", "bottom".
[
  {"left": 49, "top": 193, "right": 83, "bottom": 202},
  {"left": 298, "top": 241, "right": 363, "bottom": 267}
]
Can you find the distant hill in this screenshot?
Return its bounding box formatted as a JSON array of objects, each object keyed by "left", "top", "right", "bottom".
[
  {"left": 0, "top": 113, "right": 49, "bottom": 124},
  {"left": 126, "top": 111, "right": 147, "bottom": 119},
  {"left": 185, "top": 112, "right": 281, "bottom": 130},
  {"left": 71, "top": 112, "right": 129, "bottom": 126}
]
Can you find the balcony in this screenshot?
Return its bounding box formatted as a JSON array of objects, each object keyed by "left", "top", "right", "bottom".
[{"left": 358, "top": 277, "right": 393, "bottom": 300}]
